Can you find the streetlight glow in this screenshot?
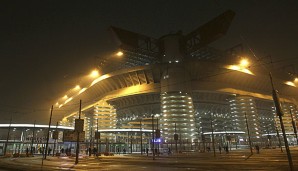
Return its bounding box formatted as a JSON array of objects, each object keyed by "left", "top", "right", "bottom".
[
  {"left": 285, "top": 81, "right": 296, "bottom": 87},
  {"left": 116, "top": 51, "right": 123, "bottom": 57},
  {"left": 239, "top": 59, "right": 249, "bottom": 67},
  {"left": 74, "top": 85, "right": 80, "bottom": 90},
  {"left": 90, "top": 70, "right": 99, "bottom": 78}
]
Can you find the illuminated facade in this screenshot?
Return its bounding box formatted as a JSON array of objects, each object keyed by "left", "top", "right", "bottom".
[
  {"left": 56, "top": 10, "right": 298, "bottom": 150},
  {"left": 161, "top": 92, "right": 196, "bottom": 142},
  {"left": 93, "top": 100, "right": 116, "bottom": 140}
]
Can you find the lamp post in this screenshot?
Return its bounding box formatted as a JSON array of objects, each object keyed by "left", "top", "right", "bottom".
[
  {"left": 151, "top": 115, "right": 155, "bottom": 160},
  {"left": 97, "top": 118, "right": 100, "bottom": 155},
  {"left": 210, "top": 112, "right": 216, "bottom": 157},
  {"left": 270, "top": 73, "right": 293, "bottom": 170},
  {"left": 140, "top": 118, "right": 143, "bottom": 155},
  {"left": 44, "top": 105, "right": 53, "bottom": 159},
  {"left": 175, "top": 122, "right": 178, "bottom": 153},
  {"left": 30, "top": 120, "right": 36, "bottom": 154},
  {"left": 224, "top": 127, "right": 228, "bottom": 151},
  {"left": 275, "top": 122, "right": 283, "bottom": 152},
  {"left": 244, "top": 112, "right": 253, "bottom": 155},
  {"left": 75, "top": 100, "right": 82, "bottom": 165}
]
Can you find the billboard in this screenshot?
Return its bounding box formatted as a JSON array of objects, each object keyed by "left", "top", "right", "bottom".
[
  {"left": 75, "top": 119, "right": 84, "bottom": 132},
  {"left": 63, "top": 130, "right": 85, "bottom": 142}
]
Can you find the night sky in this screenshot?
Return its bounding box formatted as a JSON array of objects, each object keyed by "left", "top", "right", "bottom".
[{"left": 1, "top": 0, "right": 298, "bottom": 124}]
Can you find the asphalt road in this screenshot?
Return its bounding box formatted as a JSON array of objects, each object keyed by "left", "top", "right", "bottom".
[{"left": 0, "top": 147, "right": 297, "bottom": 171}]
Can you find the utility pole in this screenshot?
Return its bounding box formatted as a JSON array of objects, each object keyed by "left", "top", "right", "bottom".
[
  {"left": 210, "top": 113, "right": 216, "bottom": 157},
  {"left": 30, "top": 120, "right": 36, "bottom": 154},
  {"left": 140, "top": 119, "right": 143, "bottom": 155},
  {"left": 151, "top": 115, "right": 155, "bottom": 160},
  {"left": 179, "top": 128, "right": 182, "bottom": 152},
  {"left": 275, "top": 121, "right": 283, "bottom": 152},
  {"left": 290, "top": 110, "right": 298, "bottom": 145},
  {"left": 156, "top": 117, "right": 159, "bottom": 156},
  {"left": 97, "top": 118, "right": 99, "bottom": 154},
  {"left": 44, "top": 105, "right": 53, "bottom": 159},
  {"left": 4, "top": 117, "right": 12, "bottom": 156},
  {"left": 270, "top": 73, "right": 293, "bottom": 171},
  {"left": 244, "top": 112, "right": 253, "bottom": 155},
  {"left": 89, "top": 120, "right": 93, "bottom": 150},
  {"left": 75, "top": 100, "right": 82, "bottom": 165},
  {"left": 224, "top": 127, "right": 227, "bottom": 152},
  {"left": 175, "top": 122, "right": 178, "bottom": 153},
  {"left": 130, "top": 135, "right": 133, "bottom": 154}
]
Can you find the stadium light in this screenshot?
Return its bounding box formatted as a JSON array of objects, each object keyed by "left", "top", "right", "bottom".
[
  {"left": 116, "top": 51, "right": 123, "bottom": 57},
  {"left": 90, "top": 70, "right": 99, "bottom": 78}
]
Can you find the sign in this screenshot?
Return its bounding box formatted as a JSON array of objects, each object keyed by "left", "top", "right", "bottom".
[
  {"left": 152, "top": 138, "right": 162, "bottom": 143},
  {"left": 52, "top": 131, "right": 59, "bottom": 139},
  {"left": 75, "top": 119, "right": 84, "bottom": 132},
  {"left": 63, "top": 130, "right": 85, "bottom": 142},
  {"left": 25, "top": 137, "right": 46, "bottom": 143}
]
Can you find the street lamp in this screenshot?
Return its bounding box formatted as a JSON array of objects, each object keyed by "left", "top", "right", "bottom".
[
  {"left": 239, "top": 58, "right": 249, "bottom": 67},
  {"left": 140, "top": 118, "right": 143, "bottom": 155},
  {"left": 90, "top": 70, "right": 99, "bottom": 78},
  {"left": 74, "top": 85, "right": 81, "bottom": 90},
  {"left": 116, "top": 51, "right": 123, "bottom": 57},
  {"left": 225, "top": 58, "right": 253, "bottom": 75}
]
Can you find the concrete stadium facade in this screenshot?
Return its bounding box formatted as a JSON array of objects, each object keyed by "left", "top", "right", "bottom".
[
  {"left": 57, "top": 58, "right": 298, "bottom": 150},
  {"left": 57, "top": 11, "right": 298, "bottom": 151}
]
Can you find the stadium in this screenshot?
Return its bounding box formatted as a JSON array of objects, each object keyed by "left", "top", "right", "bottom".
[{"left": 52, "top": 10, "right": 298, "bottom": 153}]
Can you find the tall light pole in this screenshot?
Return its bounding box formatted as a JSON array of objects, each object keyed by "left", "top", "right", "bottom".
[
  {"left": 244, "top": 112, "right": 253, "bottom": 155},
  {"left": 270, "top": 73, "right": 293, "bottom": 170},
  {"left": 30, "top": 120, "right": 36, "bottom": 154},
  {"left": 151, "top": 115, "right": 155, "bottom": 160},
  {"left": 140, "top": 118, "right": 143, "bottom": 155},
  {"left": 210, "top": 112, "right": 216, "bottom": 157},
  {"left": 156, "top": 117, "right": 159, "bottom": 156},
  {"left": 224, "top": 127, "right": 227, "bottom": 151},
  {"left": 89, "top": 120, "right": 93, "bottom": 151},
  {"left": 75, "top": 100, "right": 82, "bottom": 165},
  {"left": 275, "top": 122, "right": 283, "bottom": 152},
  {"left": 44, "top": 105, "right": 53, "bottom": 159},
  {"left": 97, "top": 118, "right": 99, "bottom": 155},
  {"left": 175, "top": 122, "right": 178, "bottom": 153}
]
